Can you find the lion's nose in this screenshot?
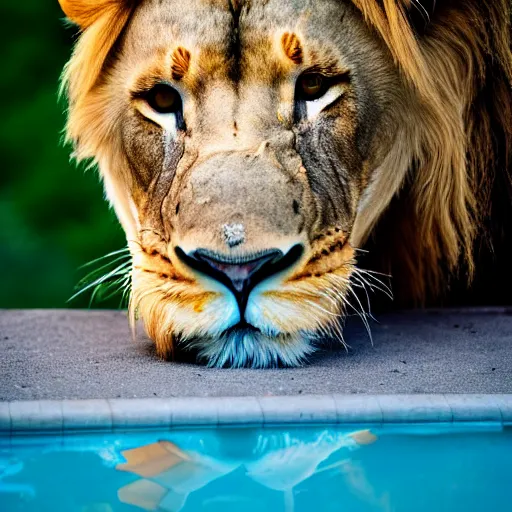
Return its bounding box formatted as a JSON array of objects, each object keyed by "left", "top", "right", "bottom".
[{"left": 175, "top": 245, "right": 304, "bottom": 314}]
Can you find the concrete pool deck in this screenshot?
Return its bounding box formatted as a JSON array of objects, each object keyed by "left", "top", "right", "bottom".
[
  {"left": 1, "top": 309, "right": 511, "bottom": 400},
  {"left": 1, "top": 309, "right": 511, "bottom": 431}
]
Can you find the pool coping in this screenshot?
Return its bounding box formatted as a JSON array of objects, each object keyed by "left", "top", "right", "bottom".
[{"left": 1, "top": 394, "right": 511, "bottom": 434}]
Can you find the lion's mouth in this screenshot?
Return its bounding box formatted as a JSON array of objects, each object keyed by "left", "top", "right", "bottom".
[{"left": 174, "top": 244, "right": 304, "bottom": 318}]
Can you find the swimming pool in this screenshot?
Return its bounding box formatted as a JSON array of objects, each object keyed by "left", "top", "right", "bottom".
[{"left": 1, "top": 423, "right": 511, "bottom": 511}]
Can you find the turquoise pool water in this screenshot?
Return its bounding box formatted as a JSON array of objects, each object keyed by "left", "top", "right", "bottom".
[{"left": 0, "top": 424, "right": 510, "bottom": 511}]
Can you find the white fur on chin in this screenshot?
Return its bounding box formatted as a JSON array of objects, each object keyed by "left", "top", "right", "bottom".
[{"left": 183, "top": 328, "right": 316, "bottom": 369}]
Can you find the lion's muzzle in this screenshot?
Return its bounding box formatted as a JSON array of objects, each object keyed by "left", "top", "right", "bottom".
[
  {"left": 176, "top": 245, "right": 304, "bottom": 318},
  {"left": 171, "top": 140, "right": 311, "bottom": 322}
]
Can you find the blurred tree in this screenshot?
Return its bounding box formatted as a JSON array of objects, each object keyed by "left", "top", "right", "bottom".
[{"left": 0, "top": 3, "right": 126, "bottom": 309}]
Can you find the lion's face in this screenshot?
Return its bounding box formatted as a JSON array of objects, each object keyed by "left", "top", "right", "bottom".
[{"left": 63, "top": 0, "right": 417, "bottom": 367}]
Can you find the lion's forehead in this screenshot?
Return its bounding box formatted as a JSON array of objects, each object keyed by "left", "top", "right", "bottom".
[{"left": 124, "top": 0, "right": 352, "bottom": 76}]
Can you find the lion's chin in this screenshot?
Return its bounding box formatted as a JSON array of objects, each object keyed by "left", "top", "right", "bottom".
[{"left": 180, "top": 325, "right": 316, "bottom": 369}]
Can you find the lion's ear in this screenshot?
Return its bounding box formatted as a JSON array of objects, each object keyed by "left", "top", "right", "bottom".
[{"left": 58, "top": 0, "right": 133, "bottom": 29}]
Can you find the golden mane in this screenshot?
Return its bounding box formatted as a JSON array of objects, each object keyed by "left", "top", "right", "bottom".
[
  {"left": 60, "top": 0, "right": 512, "bottom": 304},
  {"left": 354, "top": 0, "right": 512, "bottom": 301}
]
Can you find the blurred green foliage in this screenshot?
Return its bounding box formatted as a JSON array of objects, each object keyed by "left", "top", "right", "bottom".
[{"left": 0, "top": 4, "right": 126, "bottom": 309}]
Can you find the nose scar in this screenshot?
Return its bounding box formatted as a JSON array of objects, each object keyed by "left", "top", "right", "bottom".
[{"left": 223, "top": 223, "right": 246, "bottom": 247}]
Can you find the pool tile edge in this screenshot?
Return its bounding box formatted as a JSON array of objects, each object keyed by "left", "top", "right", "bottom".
[
  {"left": 2, "top": 394, "right": 511, "bottom": 434},
  {"left": 109, "top": 398, "right": 172, "bottom": 431},
  {"left": 0, "top": 401, "right": 11, "bottom": 433},
  {"left": 377, "top": 395, "right": 453, "bottom": 423},
  {"left": 259, "top": 395, "right": 337, "bottom": 425},
  {"left": 334, "top": 395, "right": 382, "bottom": 424},
  {"left": 9, "top": 400, "right": 63, "bottom": 433},
  {"left": 444, "top": 394, "right": 503, "bottom": 422},
  {"left": 62, "top": 399, "right": 113, "bottom": 432},
  {"left": 492, "top": 394, "right": 512, "bottom": 423}
]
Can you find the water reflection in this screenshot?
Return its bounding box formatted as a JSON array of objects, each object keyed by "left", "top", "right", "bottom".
[
  {"left": 0, "top": 425, "right": 510, "bottom": 512},
  {"left": 115, "top": 428, "right": 380, "bottom": 511}
]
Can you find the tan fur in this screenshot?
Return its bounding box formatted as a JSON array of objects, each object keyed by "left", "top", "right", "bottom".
[
  {"left": 171, "top": 47, "right": 192, "bottom": 80},
  {"left": 59, "top": 0, "right": 512, "bottom": 365},
  {"left": 281, "top": 32, "right": 303, "bottom": 64},
  {"left": 59, "top": 0, "right": 137, "bottom": 105}
]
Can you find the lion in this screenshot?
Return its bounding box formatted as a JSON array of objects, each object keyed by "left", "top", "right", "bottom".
[{"left": 58, "top": 0, "right": 512, "bottom": 368}]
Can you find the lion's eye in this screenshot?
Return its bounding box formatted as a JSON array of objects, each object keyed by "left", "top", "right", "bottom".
[
  {"left": 146, "top": 84, "right": 181, "bottom": 114},
  {"left": 297, "top": 73, "right": 327, "bottom": 101}
]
